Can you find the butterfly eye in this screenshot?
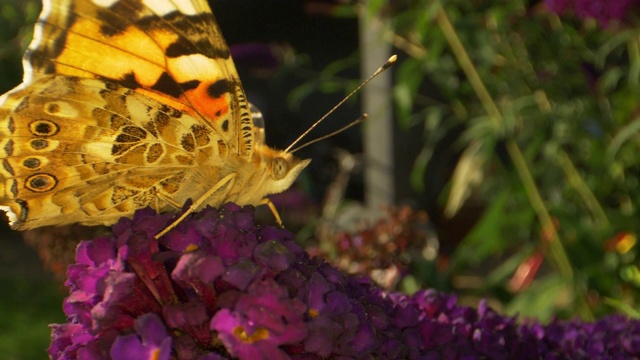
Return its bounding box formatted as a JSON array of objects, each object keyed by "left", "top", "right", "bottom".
[{"left": 272, "top": 157, "right": 288, "bottom": 180}]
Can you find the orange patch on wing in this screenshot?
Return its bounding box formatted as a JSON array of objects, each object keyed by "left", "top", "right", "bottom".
[
  {"left": 183, "top": 82, "right": 230, "bottom": 122},
  {"left": 136, "top": 83, "right": 230, "bottom": 123}
]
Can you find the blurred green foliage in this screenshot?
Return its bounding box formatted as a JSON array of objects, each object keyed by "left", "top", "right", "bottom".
[
  {"left": 370, "top": 0, "right": 640, "bottom": 321},
  {"left": 0, "top": 0, "right": 39, "bottom": 93},
  {"left": 0, "top": 277, "right": 65, "bottom": 360}
]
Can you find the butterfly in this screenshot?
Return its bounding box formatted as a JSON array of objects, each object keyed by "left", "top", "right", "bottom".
[{"left": 0, "top": 0, "right": 310, "bottom": 236}]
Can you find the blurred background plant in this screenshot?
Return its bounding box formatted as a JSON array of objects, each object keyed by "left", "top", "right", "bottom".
[
  {"left": 342, "top": 0, "right": 640, "bottom": 322},
  {"left": 2, "top": 0, "right": 640, "bottom": 358},
  {"left": 266, "top": 0, "right": 640, "bottom": 324}
]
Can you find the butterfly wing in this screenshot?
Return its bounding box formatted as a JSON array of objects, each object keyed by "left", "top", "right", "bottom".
[
  {"left": 24, "top": 0, "right": 253, "bottom": 158},
  {"left": 0, "top": 74, "right": 229, "bottom": 229},
  {"left": 0, "top": 0, "right": 254, "bottom": 229}
]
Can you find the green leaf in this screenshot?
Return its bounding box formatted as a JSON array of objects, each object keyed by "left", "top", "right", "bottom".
[
  {"left": 505, "top": 275, "right": 573, "bottom": 322},
  {"left": 410, "top": 146, "right": 433, "bottom": 193},
  {"left": 602, "top": 297, "right": 640, "bottom": 319},
  {"left": 450, "top": 189, "right": 530, "bottom": 269},
  {"left": 443, "top": 140, "right": 486, "bottom": 218},
  {"left": 394, "top": 82, "right": 413, "bottom": 126},
  {"left": 607, "top": 115, "right": 640, "bottom": 159},
  {"left": 287, "top": 81, "right": 319, "bottom": 110}
]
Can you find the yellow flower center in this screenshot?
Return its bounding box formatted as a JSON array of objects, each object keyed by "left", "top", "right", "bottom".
[{"left": 233, "top": 326, "right": 270, "bottom": 343}]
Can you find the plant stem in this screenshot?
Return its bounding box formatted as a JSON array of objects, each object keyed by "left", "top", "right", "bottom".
[
  {"left": 434, "top": 3, "right": 593, "bottom": 320},
  {"left": 557, "top": 150, "right": 609, "bottom": 227}
]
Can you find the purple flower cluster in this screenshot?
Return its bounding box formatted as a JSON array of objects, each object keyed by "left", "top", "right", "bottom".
[
  {"left": 545, "top": 0, "right": 637, "bottom": 27},
  {"left": 49, "top": 203, "right": 640, "bottom": 359}
]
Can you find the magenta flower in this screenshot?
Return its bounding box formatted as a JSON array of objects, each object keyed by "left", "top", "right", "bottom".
[
  {"left": 210, "top": 278, "right": 307, "bottom": 359},
  {"left": 545, "top": 0, "right": 637, "bottom": 27},
  {"left": 49, "top": 203, "right": 640, "bottom": 359},
  {"left": 574, "top": 0, "right": 634, "bottom": 26},
  {"left": 109, "top": 314, "right": 172, "bottom": 360}
]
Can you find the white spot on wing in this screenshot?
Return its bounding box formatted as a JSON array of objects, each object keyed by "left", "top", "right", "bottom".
[
  {"left": 0, "top": 205, "right": 18, "bottom": 227},
  {"left": 91, "top": 0, "right": 119, "bottom": 7},
  {"left": 168, "top": 54, "right": 220, "bottom": 83},
  {"left": 173, "top": 0, "right": 199, "bottom": 15},
  {"left": 142, "top": 0, "right": 198, "bottom": 16}
]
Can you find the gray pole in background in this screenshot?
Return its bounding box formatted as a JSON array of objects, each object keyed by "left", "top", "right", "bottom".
[{"left": 360, "top": 3, "right": 395, "bottom": 208}]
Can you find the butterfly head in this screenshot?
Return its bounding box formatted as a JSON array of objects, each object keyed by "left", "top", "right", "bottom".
[
  {"left": 248, "top": 106, "right": 310, "bottom": 195},
  {"left": 261, "top": 149, "right": 311, "bottom": 195}
]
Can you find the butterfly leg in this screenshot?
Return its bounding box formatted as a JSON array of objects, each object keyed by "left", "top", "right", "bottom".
[
  {"left": 157, "top": 193, "right": 182, "bottom": 210},
  {"left": 259, "top": 198, "right": 284, "bottom": 228},
  {"left": 155, "top": 173, "right": 237, "bottom": 239}
]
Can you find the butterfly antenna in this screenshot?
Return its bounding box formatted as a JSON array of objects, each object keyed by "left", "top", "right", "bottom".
[
  {"left": 284, "top": 55, "right": 397, "bottom": 153},
  {"left": 290, "top": 114, "right": 368, "bottom": 153}
]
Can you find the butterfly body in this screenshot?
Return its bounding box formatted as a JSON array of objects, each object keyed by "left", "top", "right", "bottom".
[{"left": 0, "top": 0, "right": 309, "bottom": 230}]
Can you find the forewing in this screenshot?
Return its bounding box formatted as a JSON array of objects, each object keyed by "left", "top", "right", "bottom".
[{"left": 21, "top": 0, "right": 254, "bottom": 157}]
